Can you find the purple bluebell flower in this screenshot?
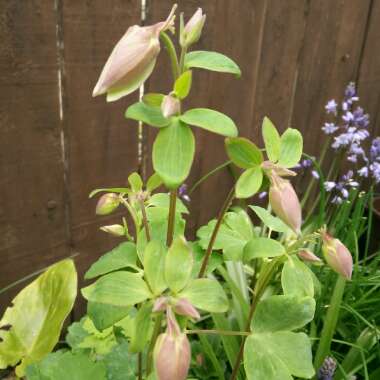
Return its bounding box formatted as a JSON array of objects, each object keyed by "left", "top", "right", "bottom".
[
  {"left": 325, "top": 99, "right": 338, "bottom": 115},
  {"left": 311, "top": 170, "right": 320, "bottom": 179},
  {"left": 317, "top": 356, "right": 337, "bottom": 380},
  {"left": 324, "top": 171, "right": 359, "bottom": 204},
  {"left": 258, "top": 191, "right": 267, "bottom": 199},
  {"left": 322, "top": 122, "right": 339, "bottom": 135},
  {"left": 178, "top": 184, "right": 191, "bottom": 203}
]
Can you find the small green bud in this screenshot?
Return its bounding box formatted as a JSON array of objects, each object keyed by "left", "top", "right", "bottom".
[
  {"left": 95, "top": 193, "right": 120, "bottom": 215},
  {"left": 99, "top": 224, "right": 125, "bottom": 237},
  {"left": 180, "top": 8, "right": 206, "bottom": 48}
]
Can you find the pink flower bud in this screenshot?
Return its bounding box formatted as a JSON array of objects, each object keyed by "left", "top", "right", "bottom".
[
  {"left": 261, "top": 161, "right": 297, "bottom": 177},
  {"left": 93, "top": 5, "right": 177, "bottom": 102},
  {"left": 99, "top": 224, "right": 124, "bottom": 237},
  {"left": 161, "top": 95, "right": 180, "bottom": 118},
  {"left": 321, "top": 232, "right": 353, "bottom": 280},
  {"left": 180, "top": 8, "right": 206, "bottom": 47},
  {"left": 154, "top": 308, "right": 191, "bottom": 380},
  {"left": 298, "top": 249, "right": 322, "bottom": 263},
  {"left": 268, "top": 173, "right": 302, "bottom": 234},
  {"left": 153, "top": 297, "right": 168, "bottom": 312},
  {"left": 173, "top": 298, "right": 200, "bottom": 320},
  {"left": 95, "top": 193, "right": 120, "bottom": 215}
]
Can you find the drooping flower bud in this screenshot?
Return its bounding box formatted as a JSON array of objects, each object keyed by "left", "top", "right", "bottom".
[
  {"left": 154, "top": 308, "right": 191, "bottom": 380},
  {"left": 93, "top": 5, "right": 177, "bottom": 102},
  {"left": 321, "top": 232, "right": 353, "bottom": 280},
  {"left": 180, "top": 8, "right": 206, "bottom": 47},
  {"left": 100, "top": 224, "right": 125, "bottom": 237},
  {"left": 173, "top": 298, "right": 200, "bottom": 320},
  {"left": 268, "top": 172, "right": 302, "bottom": 234},
  {"left": 161, "top": 94, "right": 180, "bottom": 118},
  {"left": 261, "top": 160, "right": 297, "bottom": 177},
  {"left": 298, "top": 249, "right": 322, "bottom": 264},
  {"left": 153, "top": 296, "right": 168, "bottom": 312},
  {"left": 95, "top": 193, "right": 120, "bottom": 215}
]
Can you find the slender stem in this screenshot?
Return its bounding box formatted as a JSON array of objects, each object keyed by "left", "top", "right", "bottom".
[
  {"left": 119, "top": 197, "right": 139, "bottom": 240},
  {"left": 313, "top": 275, "right": 346, "bottom": 372},
  {"left": 364, "top": 185, "right": 374, "bottom": 260},
  {"left": 230, "top": 257, "right": 282, "bottom": 380},
  {"left": 166, "top": 190, "right": 177, "bottom": 246},
  {"left": 189, "top": 160, "right": 232, "bottom": 195},
  {"left": 138, "top": 353, "right": 143, "bottom": 380},
  {"left": 160, "top": 32, "right": 180, "bottom": 79},
  {"left": 198, "top": 187, "right": 235, "bottom": 278},
  {"left": 146, "top": 313, "right": 163, "bottom": 375},
  {"left": 140, "top": 199, "right": 151, "bottom": 242},
  {"left": 186, "top": 329, "right": 251, "bottom": 337},
  {"left": 179, "top": 46, "right": 187, "bottom": 74}
]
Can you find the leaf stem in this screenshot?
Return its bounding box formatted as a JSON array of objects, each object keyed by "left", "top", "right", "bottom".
[
  {"left": 166, "top": 190, "right": 177, "bottom": 246},
  {"left": 160, "top": 32, "right": 180, "bottom": 79},
  {"left": 140, "top": 199, "right": 151, "bottom": 242},
  {"left": 119, "top": 197, "right": 139, "bottom": 240},
  {"left": 198, "top": 187, "right": 235, "bottom": 277}
]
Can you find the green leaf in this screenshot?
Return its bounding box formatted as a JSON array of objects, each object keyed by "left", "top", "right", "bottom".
[
  {"left": 197, "top": 209, "right": 254, "bottom": 261},
  {"left": 102, "top": 341, "right": 137, "bottom": 380},
  {"left": 147, "top": 193, "right": 189, "bottom": 214},
  {"left": 0, "top": 259, "right": 77, "bottom": 377},
  {"left": 87, "top": 302, "right": 130, "bottom": 331},
  {"left": 179, "top": 279, "right": 228, "bottom": 313},
  {"left": 129, "top": 303, "right": 153, "bottom": 353},
  {"left": 180, "top": 108, "right": 238, "bottom": 137},
  {"left": 252, "top": 295, "right": 315, "bottom": 333},
  {"left": 125, "top": 101, "right": 170, "bottom": 128},
  {"left": 142, "top": 93, "right": 164, "bottom": 107},
  {"left": 191, "top": 242, "right": 223, "bottom": 277},
  {"left": 235, "top": 167, "right": 263, "bottom": 199},
  {"left": 152, "top": 119, "right": 195, "bottom": 189},
  {"left": 281, "top": 257, "right": 314, "bottom": 298},
  {"left": 143, "top": 240, "right": 167, "bottom": 295},
  {"left": 262, "top": 117, "right": 281, "bottom": 162},
  {"left": 82, "top": 271, "right": 152, "bottom": 307},
  {"left": 174, "top": 70, "right": 192, "bottom": 99},
  {"left": 278, "top": 128, "right": 303, "bottom": 168},
  {"left": 244, "top": 237, "right": 285, "bottom": 261},
  {"left": 165, "top": 237, "right": 193, "bottom": 293},
  {"left": 225, "top": 137, "right": 263, "bottom": 169},
  {"left": 26, "top": 351, "right": 107, "bottom": 380},
  {"left": 249, "top": 206, "right": 292, "bottom": 233},
  {"left": 85, "top": 242, "right": 138, "bottom": 279},
  {"left": 185, "top": 51, "right": 241, "bottom": 77},
  {"left": 244, "top": 332, "right": 314, "bottom": 380},
  {"left": 128, "top": 172, "right": 143, "bottom": 192},
  {"left": 146, "top": 173, "right": 163, "bottom": 192}
]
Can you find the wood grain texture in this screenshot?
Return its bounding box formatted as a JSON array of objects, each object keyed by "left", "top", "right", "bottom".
[
  {"left": 0, "top": 1, "right": 69, "bottom": 309},
  {"left": 59, "top": 0, "right": 140, "bottom": 316}
]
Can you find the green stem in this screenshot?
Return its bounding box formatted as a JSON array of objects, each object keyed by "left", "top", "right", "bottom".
[
  {"left": 313, "top": 275, "right": 346, "bottom": 371},
  {"left": 146, "top": 313, "right": 163, "bottom": 375},
  {"left": 364, "top": 185, "right": 374, "bottom": 260},
  {"left": 166, "top": 190, "right": 177, "bottom": 246},
  {"left": 119, "top": 198, "right": 139, "bottom": 240},
  {"left": 189, "top": 160, "right": 232, "bottom": 195},
  {"left": 140, "top": 199, "right": 151, "bottom": 242},
  {"left": 230, "top": 257, "right": 282, "bottom": 380},
  {"left": 198, "top": 187, "right": 235, "bottom": 277},
  {"left": 179, "top": 45, "right": 187, "bottom": 74},
  {"left": 160, "top": 32, "right": 180, "bottom": 79}
]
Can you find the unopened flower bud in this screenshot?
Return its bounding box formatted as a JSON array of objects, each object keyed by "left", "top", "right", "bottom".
[
  {"left": 93, "top": 5, "right": 177, "bottom": 102},
  {"left": 153, "top": 297, "right": 168, "bottom": 312},
  {"left": 161, "top": 94, "right": 180, "bottom": 118},
  {"left": 154, "top": 308, "right": 191, "bottom": 380},
  {"left": 173, "top": 298, "right": 200, "bottom": 320},
  {"left": 261, "top": 160, "right": 297, "bottom": 177},
  {"left": 268, "top": 173, "right": 302, "bottom": 234},
  {"left": 180, "top": 8, "right": 206, "bottom": 47},
  {"left": 298, "top": 249, "right": 322, "bottom": 264},
  {"left": 96, "top": 193, "right": 120, "bottom": 215},
  {"left": 100, "top": 224, "right": 125, "bottom": 237},
  {"left": 321, "top": 232, "right": 353, "bottom": 280}
]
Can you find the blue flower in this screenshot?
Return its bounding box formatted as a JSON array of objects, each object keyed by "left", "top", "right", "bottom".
[
  {"left": 322, "top": 122, "right": 339, "bottom": 135},
  {"left": 317, "top": 357, "right": 337, "bottom": 380},
  {"left": 325, "top": 99, "right": 338, "bottom": 115}
]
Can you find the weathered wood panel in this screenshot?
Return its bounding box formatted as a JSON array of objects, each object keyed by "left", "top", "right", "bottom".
[
  {"left": 59, "top": 0, "right": 140, "bottom": 316},
  {"left": 0, "top": 1, "right": 69, "bottom": 308}
]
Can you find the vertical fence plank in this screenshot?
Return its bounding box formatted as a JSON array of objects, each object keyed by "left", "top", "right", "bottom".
[
  {"left": 0, "top": 1, "right": 68, "bottom": 310},
  {"left": 357, "top": 1, "right": 380, "bottom": 137},
  {"left": 60, "top": 0, "right": 140, "bottom": 316}
]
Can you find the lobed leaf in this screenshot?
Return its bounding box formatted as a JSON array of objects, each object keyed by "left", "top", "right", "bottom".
[
  {"left": 244, "top": 237, "right": 285, "bottom": 261},
  {"left": 125, "top": 101, "right": 170, "bottom": 128},
  {"left": 225, "top": 137, "right": 263, "bottom": 169},
  {"left": 235, "top": 167, "right": 263, "bottom": 199},
  {"left": 249, "top": 205, "right": 292, "bottom": 233},
  {"left": 278, "top": 128, "right": 303, "bottom": 168},
  {"left": 262, "top": 116, "right": 281, "bottom": 162}
]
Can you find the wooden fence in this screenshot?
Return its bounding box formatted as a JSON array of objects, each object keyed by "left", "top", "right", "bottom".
[{"left": 1, "top": 0, "right": 379, "bottom": 316}]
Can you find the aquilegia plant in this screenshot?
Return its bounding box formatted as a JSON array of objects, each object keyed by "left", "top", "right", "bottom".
[{"left": 0, "top": 5, "right": 355, "bottom": 380}]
